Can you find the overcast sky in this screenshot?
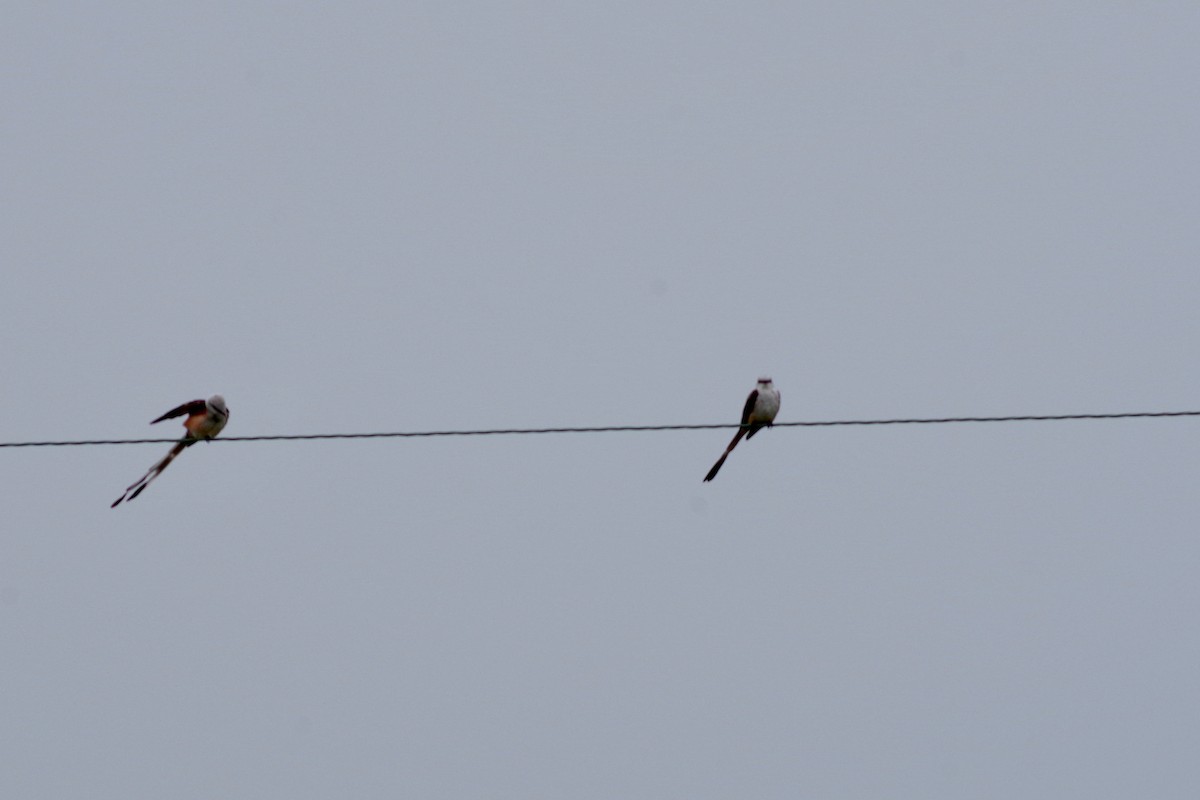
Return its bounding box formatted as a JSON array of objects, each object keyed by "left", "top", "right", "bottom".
[{"left": 4, "top": 3, "right": 1200, "bottom": 798}]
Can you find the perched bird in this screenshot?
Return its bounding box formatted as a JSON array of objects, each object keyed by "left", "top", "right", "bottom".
[
  {"left": 703, "top": 378, "right": 780, "bottom": 482},
  {"left": 111, "top": 395, "right": 229, "bottom": 508}
]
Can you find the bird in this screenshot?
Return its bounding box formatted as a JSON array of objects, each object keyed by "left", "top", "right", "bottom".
[
  {"left": 111, "top": 395, "right": 230, "bottom": 507},
  {"left": 703, "top": 378, "right": 780, "bottom": 482}
]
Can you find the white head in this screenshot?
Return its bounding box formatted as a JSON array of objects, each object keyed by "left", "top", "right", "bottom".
[
  {"left": 757, "top": 377, "right": 773, "bottom": 386},
  {"left": 207, "top": 395, "right": 229, "bottom": 416}
]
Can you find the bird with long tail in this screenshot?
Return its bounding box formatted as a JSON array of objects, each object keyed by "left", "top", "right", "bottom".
[
  {"left": 111, "top": 395, "right": 229, "bottom": 508},
  {"left": 703, "top": 378, "right": 779, "bottom": 482}
]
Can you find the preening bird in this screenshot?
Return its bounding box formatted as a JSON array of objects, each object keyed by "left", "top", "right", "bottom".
[
  {"left": 111, "top": 395, "right": 229, "bottom": 508},
  {"left": 703, "top": 378, "right": 780, "bottom": 482}
]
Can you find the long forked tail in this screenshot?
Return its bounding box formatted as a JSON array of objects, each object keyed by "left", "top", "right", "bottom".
[
  {"left": 703, "top": 428, "right": 748, "bottom": 482},
  {"left": 111, "top": 440, "right": 190, "bottom": 508}
]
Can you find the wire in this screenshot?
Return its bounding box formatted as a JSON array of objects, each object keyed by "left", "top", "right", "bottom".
[{"left": 1, "top": 410, "right": 1197, "bottom": 448}]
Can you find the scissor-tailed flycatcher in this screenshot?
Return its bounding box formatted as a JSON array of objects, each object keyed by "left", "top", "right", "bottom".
[
  {"left": 703, "top": 378, "right": 780, "bottom": 482},
  {"left": 111, "top": 394, "right": 230, "bottom": 508}
]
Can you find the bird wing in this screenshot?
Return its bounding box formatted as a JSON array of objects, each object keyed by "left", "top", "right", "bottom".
[
  {"left": 150, "top": 399, "right": 207, "bottom": 424},
  {"left": 739, "top": 389, "right": 759, "bottom": 426}
]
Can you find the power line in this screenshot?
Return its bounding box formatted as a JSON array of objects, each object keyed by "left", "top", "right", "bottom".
[{"left": 1, "top": 409, "right": 1198, "bottom": 449}]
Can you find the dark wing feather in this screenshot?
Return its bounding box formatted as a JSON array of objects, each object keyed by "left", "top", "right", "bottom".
[
  {"left": 150, "top": 399, "right": 206, "bottom": 424},
  {"left": 739, "top": 390, "right": 759, "bottom": 426}
]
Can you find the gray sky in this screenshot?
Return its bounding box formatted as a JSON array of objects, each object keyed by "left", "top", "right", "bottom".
[{"left": 4, "top": 3, "right": 1200, "bottom": 797}]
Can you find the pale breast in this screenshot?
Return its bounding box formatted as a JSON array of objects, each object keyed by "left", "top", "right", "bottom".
[
  {"left": 751, "top": 389, "right": 781, "bottom": 424},
  {"left": 185, "top": 411, "right": 228, "bottom": 440}
]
